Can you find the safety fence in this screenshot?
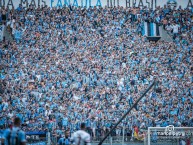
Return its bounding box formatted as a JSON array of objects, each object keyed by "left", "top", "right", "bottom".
[
  {"left": 26, "top": 131, "right": 47, "bottom": 145},
  {"left": 25, "top": 130, "right": 145, "bottom": 145},
  {"left": 48, "top": 127, "right": 147, "bottom": 145}
]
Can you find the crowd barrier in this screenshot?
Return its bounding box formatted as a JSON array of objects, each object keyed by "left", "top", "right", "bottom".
[
  {"left": 48, "top": 127, "right": 147, "bottom": 145},
  {"left": 26, "top": 131, "right": 47, "bottom": 145},
  {"left": 49, "top": 135, "right": 145, "bottom": 145}
]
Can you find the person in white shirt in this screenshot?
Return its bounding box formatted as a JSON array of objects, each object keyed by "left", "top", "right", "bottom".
[
  {"left": 45, "top": 108, "right": 52, "bottom": 119},
  {"left": 8, "top": 110, "right": 14, "bottom": 118},
  {"left": 172, "top": 23, "right": 180, "bottom": 34},
  {"left": 71, "top": 123, "right": 91, "bottom": 145},
  {"left": 172, "top": 23, "right": 180, "bottom": 39}
]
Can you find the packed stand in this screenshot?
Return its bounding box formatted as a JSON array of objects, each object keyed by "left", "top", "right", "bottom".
[{"left": 0, "top": 4, "right": 193, "bottom": 141}]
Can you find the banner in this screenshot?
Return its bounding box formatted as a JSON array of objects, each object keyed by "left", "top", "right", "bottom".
[
  {"left": 143, "top": 22, "right": 159, "bottom": 37},
  {"left": 27, "top": 142, "right": 46, "bottom": 145},
  {"left": 1, "top": 0, "right": 193, "bottom": 9}
]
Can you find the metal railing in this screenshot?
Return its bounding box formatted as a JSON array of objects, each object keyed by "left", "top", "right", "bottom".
[{"left": 43, "top": 125, "right": 149, "bottom": 144}]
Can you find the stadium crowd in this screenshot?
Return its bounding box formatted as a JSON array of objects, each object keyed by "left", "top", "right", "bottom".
[{"left": 0, "top": 3, "right": 193, "bottom": 141}]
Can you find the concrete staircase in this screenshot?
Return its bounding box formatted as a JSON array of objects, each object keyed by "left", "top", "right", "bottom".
[
  {"left": 159, "top": 26, "right": 173, "bottom": 42},
  {"left": 4, "top": 26, "right": 14, "bottom": 41}
]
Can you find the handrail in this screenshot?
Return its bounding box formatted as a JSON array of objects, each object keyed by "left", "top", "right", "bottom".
[{"left": 98, "top": 80, "right": 155, "bottom": 145}]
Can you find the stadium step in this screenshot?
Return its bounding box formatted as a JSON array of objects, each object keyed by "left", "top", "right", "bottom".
[
  {"left": 4, "top": 26, "right": 14, "bottom": 42},
  {"left": 159, "top": 26, "right": 173, "bottom": 42}
]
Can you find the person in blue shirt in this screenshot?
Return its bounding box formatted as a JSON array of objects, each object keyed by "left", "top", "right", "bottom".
[
  {"left": 17, "top": 4, "right": 23, "bottom": 12},
  {"left": 3, "top": 117, "right": 26, "bottom": 145},
  {"left": 58, "top": 130, "right": 71, "bottom": 145},
  {"left": 0, "top": 125, "right": 5, "bottom": 145}
]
